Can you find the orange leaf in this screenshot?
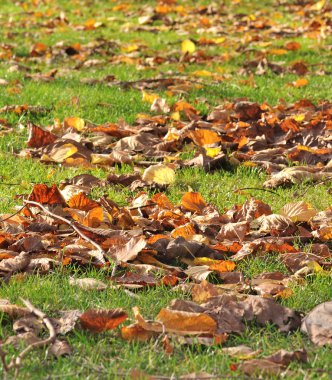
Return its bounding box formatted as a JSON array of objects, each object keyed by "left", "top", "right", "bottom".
[
  {"left": 83, "top": 206, "right": 104, "bottom": 228},
  {"left": 291, "top": 78, "right": 308, "bottom": 88},
  {"left": 121, "top": 323, "right": 157, "bottom": 341},
  {"left": 28, "top": 184, "right": 66, "bottom": 205},
  {"left": 156, "top": 308, "right": 217, "bottom": 335},
  {"left": 189, "top": 129, "right": 221, "bottom": 146},
  {"left": 209, "top": 260, "right": 236, "bottom": 273},
  {"left": 171, "top": 222, "right": 197, "bottom": 239},
  {"left": 181, "top": 192, "right": 207, "bottom": 213},
  {"left": 80, "top": 309, "right": 127, "bottom": 333},
  {"left": 68, "top": 192, "right": 100, "bottom": 211}
]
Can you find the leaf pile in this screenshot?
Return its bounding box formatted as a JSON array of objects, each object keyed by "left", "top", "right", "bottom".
[{"left": 21, "top": 98, "right": 332, "bottom": 189}]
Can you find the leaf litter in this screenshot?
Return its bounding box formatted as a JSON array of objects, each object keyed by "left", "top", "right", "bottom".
[{"left": 0, "top": 0, "right": 332, "bottom": 378}]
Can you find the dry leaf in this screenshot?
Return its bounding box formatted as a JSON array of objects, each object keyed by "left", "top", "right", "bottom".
[
  {"left": 156, "top": 308, "right": 217, "bottom": 335},
  {"left": 142, "top": 164, "right": 175, "bottom": 185},
  {"left": 280, "top": 201, "right": 317, "bottom": 222},
  {"left": 69, "top": 277, "right": 107, "bottom": 291},
  {"left": 80, "top": 308, "right": 128, "bottom": 333},
  {"left": 181, "top": 39, "right": 196, "bottom": 54},
  {"left": 301, "top": 301, "right": 332, "bottom": 346}
]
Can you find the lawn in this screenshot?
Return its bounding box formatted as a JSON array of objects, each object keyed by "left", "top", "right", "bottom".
[{"left": 0, "top": 0, "right": 331, "bottom": 379}]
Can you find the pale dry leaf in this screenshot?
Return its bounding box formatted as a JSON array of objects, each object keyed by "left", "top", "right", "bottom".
[
  {"left": 142, "top": 164, "right": 175, "bottom": 185},
  {"left": 217, "top": 221, "right": 249, "bottom": 242},
  {"left": 69, "top": 277, "right": 107, "bottom": 291},
  {"left": 222, "top": 345, "right": 261, "bottom": 359},
  {"left": 112, "top": 236, "right": 146, "bottom": 263},
  {"left": 301, "top": 301, "right": 332, "bottom": 346},
  {"left": 0, "top": 303, "right": 31, "bottom": 319},
  {"left": 50, "top": 339, "right": 73, "bottom": 357},
  {"left": 280, "top": 201, "right": 317, "bottom": 222},
  {"left": 185, "top": 265, "right": 212, "bottom": 282},
  {"left": 0, "top": 252, "right": 31, "bottom": 273}
]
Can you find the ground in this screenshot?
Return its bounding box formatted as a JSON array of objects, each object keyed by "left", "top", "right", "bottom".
[{"left": 0, "top": 0, "right": 331, "bottom": 379}]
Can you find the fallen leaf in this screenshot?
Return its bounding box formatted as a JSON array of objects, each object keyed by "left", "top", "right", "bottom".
[
  {"left": 301, "top": 301, "right": 332, "bottom": 346},
  {"left": 156, "top": 308, "right": 217, "bottom": 335},
  {"left": 69, "top": 277, "right": 107, "bottom": 291},
  {"left": 142, "top": 164, "right": 176, "bottom": 185},
  {"left": 80, "top": 309, "right": 128, "bottom": 333},
  {"left": 181, "top": 39, "right": 196, "bottom": 54}
]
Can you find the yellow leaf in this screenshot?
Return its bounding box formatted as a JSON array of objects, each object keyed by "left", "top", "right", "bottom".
[
  {"left": 269, "top": 48, "right": 288, "bottom": 55},
  {"left": 193, "top": 257, "right": 219, "bottom": 266},
  {"left": 49, "top": 143, "right": 78, "bottom": 163},
  {"left": 64, "top": 117, "right": 85, "bottom": 131},
  {"left": 142, "top": 164, "right": 176, "bottom": 185},
  {"left": 170, "top": 111, "right": 180, "bottom": 121},
  {"left": 293, "top": 114, "right": 305, "bottom": 122},
  {"left": 192, "top": 70, "right": 212, "bottom": 77},
  {"left": 142, "top": 91, "right": 159, "bottom": 104},
  {"left": 307, "top": 261, "right": 324, "bottom": 273},
  {"left": 121, "top": 44, "right": 139, "bottom": 53},
  {"left": 212, "top": 37, "right": 226, "bottom": 44},
  {"left": 310, "top": 0, "right": 326, "bottom": 11},
  {"left": 205, "top": 147, "right": 221, "bottom": 157},
  {"left": 181, "top": 39, "right": 196, "bottom": 54}
]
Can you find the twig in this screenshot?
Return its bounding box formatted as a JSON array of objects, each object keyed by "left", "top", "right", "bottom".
[
  {"left": 1, "top": 299, "right": 56, "bottom": 378},
  {"left": 234, "top": 187, "right": 280, "bottom": 196},
  {"left": 294, "top": 175, "right": 332, "bottom": 198},
  {"left": 23, "top": 200, "right": 105, "bottom": 259},
  {"left": 0, "top": 205, "right": 27, "bottom": 223}
]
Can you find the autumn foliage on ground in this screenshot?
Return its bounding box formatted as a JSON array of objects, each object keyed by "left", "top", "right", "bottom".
[{"left": 0, "top": 0, "right": 331, "bottom": 379}]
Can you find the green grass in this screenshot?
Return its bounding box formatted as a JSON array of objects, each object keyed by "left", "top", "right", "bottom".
[{"left": 0, "top": 0, "right": 332, "bottom": 378}]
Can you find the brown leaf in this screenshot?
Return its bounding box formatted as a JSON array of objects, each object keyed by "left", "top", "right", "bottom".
[
  {"left": 217, "top": 221, "right": 249, "bottom": 242},
  {"left": 80, "top": 308, "right": 127, "bottom": 333},
  {"left": 234, "top": 101, "right": 261, "bottom": 120},
  {"left": 192, "top": 280, "right": 225, "bottom": 303},
  {"left": 111, "top": 236, "right": 146, "bottom": 263},
  {"left": 27, "top": 123, "right": 57, "bottom": 148},
  {"left": 301, "top": 301, "right": 332, "bottom": 346},
  {"left": 265, "top": 349, "right": 307, "bottom": 365},
  {"left": 240, "top": 359, "right": 284, "bottom": 376}
]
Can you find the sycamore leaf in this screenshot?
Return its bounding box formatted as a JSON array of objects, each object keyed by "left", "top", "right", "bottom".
[{"left": 280, "top": 201, "right": 317, "bottom": 222}]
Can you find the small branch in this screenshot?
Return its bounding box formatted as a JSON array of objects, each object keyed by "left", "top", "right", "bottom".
[
  {"left": 0, "top": 205, "right": 27, "bottom": 223},
  {"left": 1, "top": 299, "right": 56, "bottom": 378},
  {"left": 23, "top": 200, "right": 105, "bottom": 259},
  {"left": 234, "top": 187, "right": 280, "bottom": 196},
  {"left": 295, "top": 175, "right": 332, "bottom": 198}
]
